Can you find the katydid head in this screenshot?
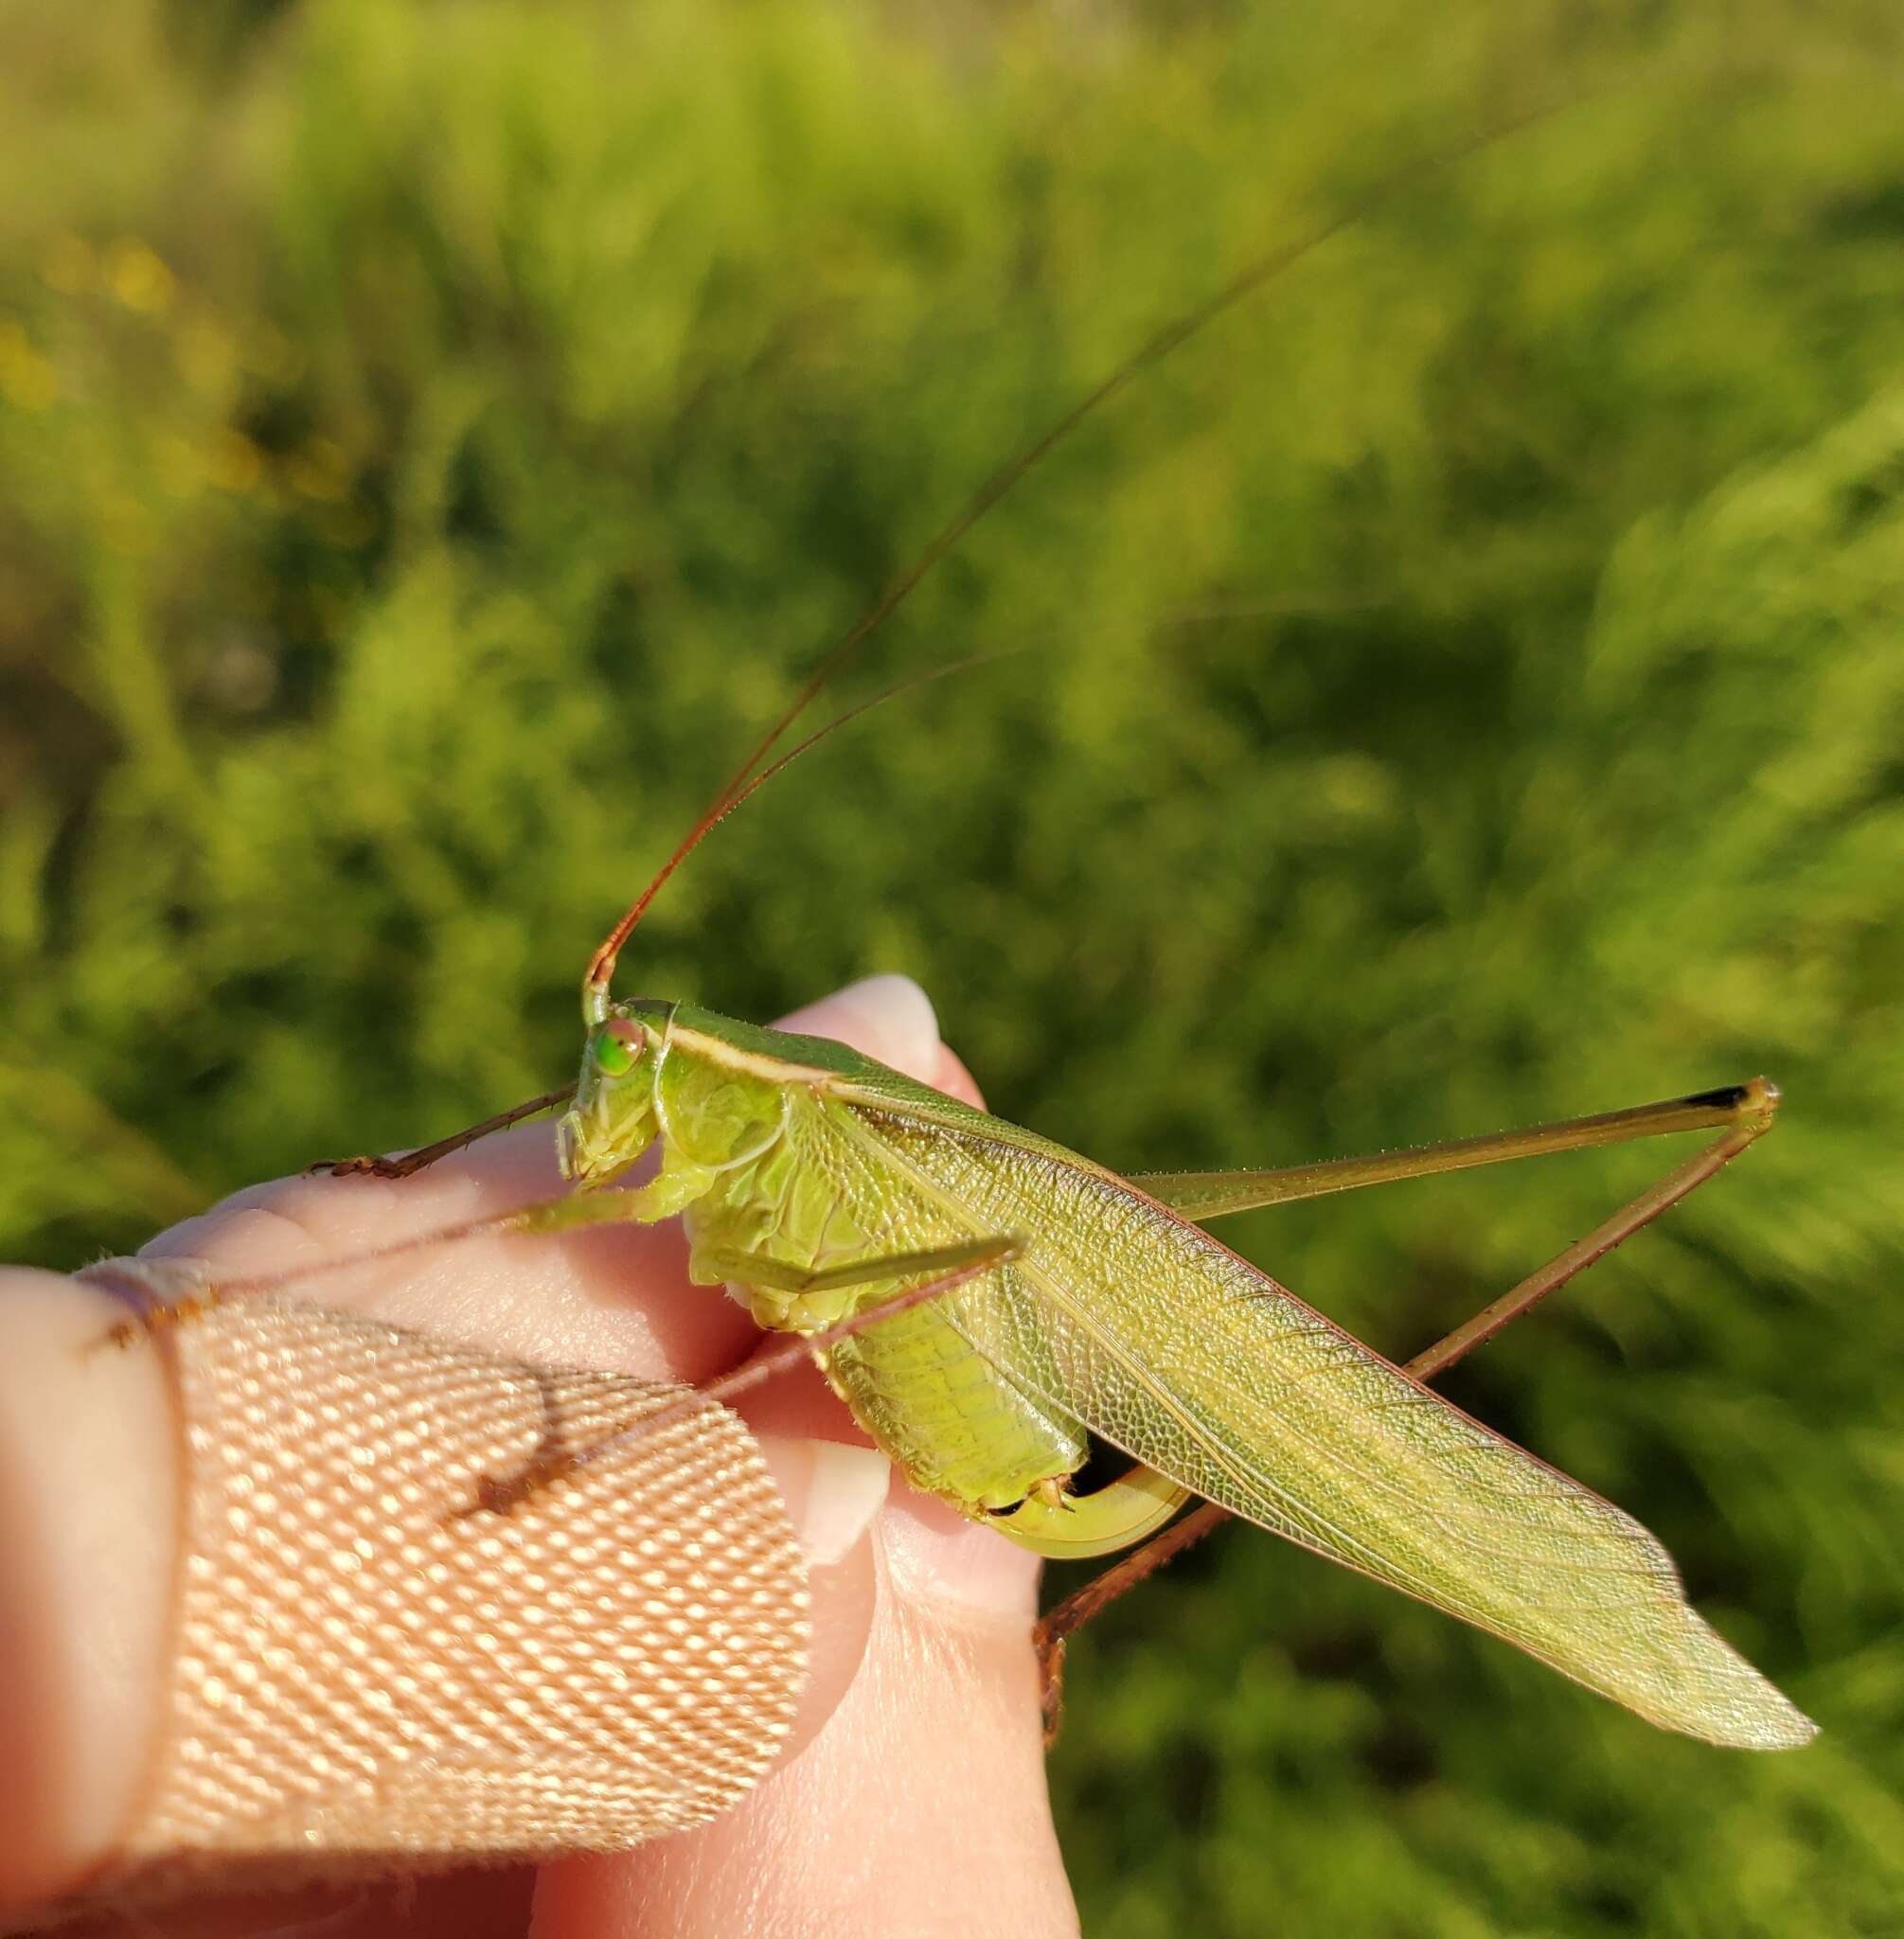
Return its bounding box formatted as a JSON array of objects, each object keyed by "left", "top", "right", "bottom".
[{"left": 558, "top": 1006, "right": 665, "bottom": 1184}]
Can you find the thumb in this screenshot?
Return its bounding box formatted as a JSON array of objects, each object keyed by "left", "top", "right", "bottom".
[{"left": 535, "top": 1502, "right": 1078, "bottom": 1939}]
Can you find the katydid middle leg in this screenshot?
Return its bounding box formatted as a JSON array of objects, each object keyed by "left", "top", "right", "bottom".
[
  {"left": 690, "top": 1236, "right": 1023, "bottom": 1299},
  {"left": 463, "top": 1236, "right": 1028, "bottom": 1513},
  {"left": 1032, "top": 1077, "right": 1781, "bottom": 1737}
]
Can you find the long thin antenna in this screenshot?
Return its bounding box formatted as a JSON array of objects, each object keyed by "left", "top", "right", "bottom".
[
  {"left": 581, "top": 88, "right": 1592, "bottom": 1022},
  {"left": 580, "top": 651, "right": 1024, "bottom": 1022}
]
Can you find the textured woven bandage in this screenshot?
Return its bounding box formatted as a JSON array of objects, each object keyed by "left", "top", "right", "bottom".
[{"left": 70, "top": 1289, "right": 809, "bottom": 1907}]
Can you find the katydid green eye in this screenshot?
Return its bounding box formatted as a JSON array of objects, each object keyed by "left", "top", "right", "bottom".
[{"left": 594, "top": 1028, "right": 639, "bottom": 1076}]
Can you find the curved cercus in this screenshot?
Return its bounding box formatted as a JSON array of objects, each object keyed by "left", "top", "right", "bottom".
[{"left": 989, "top": 1464, "right": 1192, "bottom": 1559}]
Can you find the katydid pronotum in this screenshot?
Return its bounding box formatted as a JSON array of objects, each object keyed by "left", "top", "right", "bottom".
[{"left": 111, "top": 102, "right": 1814, "bottom": 1753}]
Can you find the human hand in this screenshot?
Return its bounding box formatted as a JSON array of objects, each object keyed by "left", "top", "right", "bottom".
[{"left": 0, "top": 976, "right": 1080, "bottom": 1939}]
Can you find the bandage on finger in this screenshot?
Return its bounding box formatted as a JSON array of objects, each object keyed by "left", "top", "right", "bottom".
[{"left": 45, "top": 1278, "right": 810, "bottom": 1919}]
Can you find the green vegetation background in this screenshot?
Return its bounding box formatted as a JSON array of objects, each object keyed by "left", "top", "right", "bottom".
[{"left": 3, "top": 2, "right": 1901, "bottom": 1930}]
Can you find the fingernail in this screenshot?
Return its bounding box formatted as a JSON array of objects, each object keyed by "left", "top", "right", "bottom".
[
  {"left": 756, "top": 1436, "right": 892, "bottom": 1568},
  {"left": 776, "top": 975, "right": 940, "bottom": 1083}
]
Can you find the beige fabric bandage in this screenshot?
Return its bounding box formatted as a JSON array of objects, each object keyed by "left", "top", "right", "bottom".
[{"left": 64, "top": 1287, "right": 809, "bottom": 1911}]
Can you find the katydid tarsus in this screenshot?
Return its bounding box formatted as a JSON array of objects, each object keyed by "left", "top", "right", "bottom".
[{"left": 124, "top": 98, "right": 1815, "bottom": 1752}]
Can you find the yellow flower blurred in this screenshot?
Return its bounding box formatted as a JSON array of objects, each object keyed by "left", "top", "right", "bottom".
[
  {"left": 0, "top": 319, "right": 59, "bottom": 411},
  {"left": 106, "top": 240, "right": 176, "bottom": 314}
]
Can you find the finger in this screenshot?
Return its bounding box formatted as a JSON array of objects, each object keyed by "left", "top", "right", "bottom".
[
  {"left": 139, "top": 1105, "right": 748, "bottom": 1385},
  {"left": 774, "top": 971, "right": 944, "bottom": 1075}
]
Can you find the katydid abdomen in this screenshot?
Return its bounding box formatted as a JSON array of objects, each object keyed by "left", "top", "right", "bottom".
[{"left": 690, "top": 1089, "right": 1087, "bottom": 1513}]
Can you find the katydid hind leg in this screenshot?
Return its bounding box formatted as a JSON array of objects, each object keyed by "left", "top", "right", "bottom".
[
  {"left": 1139, "top": 1078, "right": 1779, "bottom": 1222},
  {"left": 1035, "top": 1103, "right": 1781, "bottom": 1739}
]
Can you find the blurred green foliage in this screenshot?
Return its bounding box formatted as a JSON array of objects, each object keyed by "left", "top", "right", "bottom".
[{"left": 3, "top": 1, "right": 1902, "bottom": 1930}]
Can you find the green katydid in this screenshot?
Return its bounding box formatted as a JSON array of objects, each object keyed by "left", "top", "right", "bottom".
[{"left": 169, "top": 101, "right": 1810, "bottom": 1753}]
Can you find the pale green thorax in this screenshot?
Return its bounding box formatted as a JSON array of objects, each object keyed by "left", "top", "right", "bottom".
[{"left": 560, "top": 998, "right": 802, "bottom": 1221}]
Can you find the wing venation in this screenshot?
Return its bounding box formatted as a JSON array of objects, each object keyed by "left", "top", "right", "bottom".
[{"left": 831, "top": 1094, "right": 1811, "bottom": 1750}]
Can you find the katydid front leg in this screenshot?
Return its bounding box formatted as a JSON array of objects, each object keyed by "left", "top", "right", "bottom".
[
  {"left": 312, "top": 1085, "right": 574, "bottom": 1181},
  {"left": 95, "top": 1148, "right": 1034, "bottom": 1521}
]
